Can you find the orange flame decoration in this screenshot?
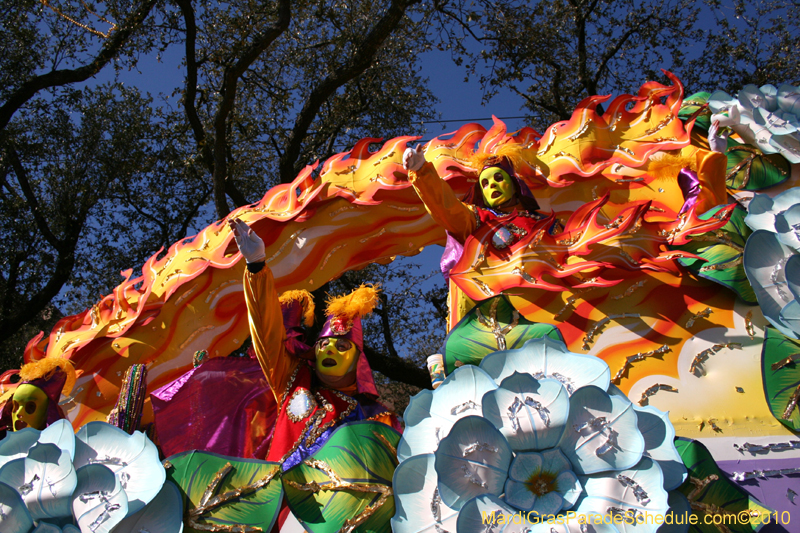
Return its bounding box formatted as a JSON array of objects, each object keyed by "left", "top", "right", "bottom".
[{"left": 6, "top": 72, "right": 736, "bottom": 427}]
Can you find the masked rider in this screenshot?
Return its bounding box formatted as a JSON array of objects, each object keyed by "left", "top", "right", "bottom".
[{"left": 229, "top": 218, "right": 398, "bottom": 471}]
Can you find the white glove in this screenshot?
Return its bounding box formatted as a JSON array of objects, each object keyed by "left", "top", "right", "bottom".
[
  {"left": 403, "top": 144, "right": 425, "bottom": 172},
  {"left": 228, "top": 218, "right": 266, "bottom": 263},
  {"left": 708, "top": 118, "right": 730, "bottom": 153}
]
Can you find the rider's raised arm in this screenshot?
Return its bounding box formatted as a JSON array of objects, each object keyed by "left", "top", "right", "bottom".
[
  {"left": 229, "top": 218, "right": 299, "bottom": 404},
  {"left": 403, "top": 145, "right": 477, "bottom": 244}
]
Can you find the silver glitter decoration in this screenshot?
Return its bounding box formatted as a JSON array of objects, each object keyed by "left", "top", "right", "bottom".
[
  {"left": 18, "top": 474, "right": 40, "bottom": 496},
  {"left": 461, "top": 465, "right": 487, "bottom": 488},
  {"left": 733, "top": 440, "right": 800, "bottom": 454},
  {"left": 596, "top": 429, "right": 620, "bottom": 457},
  {"left": 451, "top": 400, "right": 479, "bottom": 416},
  {"left": 89, "top": 498, "right": 122, "bottom": 532},
  {"left": 525, "top": 396, "right": 550, "bottom": 426},
  {"left": 617, "top": 474, "right": 650, "bottom": 505},
  {"left": 430, "top": 487, "right": 442, "bottom": 522},
  {"left": 549, "top": 372, "right": 575, "bottom": 394},
  {"left": 462, "top": 442, "right": 499, "bottom": 456},
  {"left": 80, "top": 490, "right": 106, "bottom": 503},
  {"left": 788, "top": 488, "right": 797, "bottom": 504},
  {"left": 771, "top": 257, "right": 791, "bottom": 303},
  {"left": 88, "top": 456, "right": 128, "bottom": 467},
  {"left": 507, "top": 396, "right": 551, "bottom": 431},
  {"left": 731, "top": 466, "right": 800, "bottom": 481},
  {"left": 573, "top": 416, "right": 608, "bottom": 434}
]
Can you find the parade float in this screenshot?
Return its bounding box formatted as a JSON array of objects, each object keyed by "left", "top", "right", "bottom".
[{"left": 0, "top": 73, "right": 798, "bottom": 533}]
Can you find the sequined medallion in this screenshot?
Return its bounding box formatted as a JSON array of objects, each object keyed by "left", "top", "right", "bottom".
[{"left": 286, "top": 388, "right": 316, "bottom": 422}]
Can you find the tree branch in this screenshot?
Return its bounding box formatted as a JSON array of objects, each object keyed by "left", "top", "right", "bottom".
[
  {"left": 278, "top": 0, "right": 419, "bottom": 184},
  {"left": 6, "top": 147, "right": 61, "bottom": 251},
  {"left": 212, "top": 0, "right": 291, "bottom": 216},
  {"left": 175, "top": 0, "right": 214, "bottom": 176},
  {"left": 0, "top": 0, "right": 157, "bottom": 131},
  {"left": 362, "top": 345, "right": 431, "bottom": 389}
]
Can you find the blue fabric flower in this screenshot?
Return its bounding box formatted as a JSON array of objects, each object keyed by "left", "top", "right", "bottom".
[
  {"left": 0, "top": 421, "right": 183, "bottom": 533},
  {"left": 392, "top": 338, "right": 684, "bottom": 533},
  {"left": 743, "top": 189, "right": 800, "bottom": 339},
  {"left": 709, "top": 83, "right": 800, "bottom": 163}
]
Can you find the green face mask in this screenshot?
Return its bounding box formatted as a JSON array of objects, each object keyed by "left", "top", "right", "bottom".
[
  {"left": 480, "top": 167, "right": 516, "bottom": 208},
  {"left": 11, "top": 383, "right": 49, "bottom": 431}
]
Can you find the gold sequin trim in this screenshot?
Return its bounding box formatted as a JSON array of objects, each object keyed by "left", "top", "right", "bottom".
[{"left": 305, "top": 389, "right": 357, "bottom": 447}]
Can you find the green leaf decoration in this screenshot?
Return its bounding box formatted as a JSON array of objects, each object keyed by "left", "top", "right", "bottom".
[
  {"left": 282, "top": 421, "right": 399, "bottom": 533},
  {"left": 443, "top": 295, "right": 564, "bottom": 374},
  {"left": 164, "top": 450, "right": 283, "bottom": 533},
  {"left": 674, "top": 204, "right": 756, "bottom": 304},
  {"left": 725, "top": 144, "right": 791, "bottom": 191},
  {"left": 679, "top": 91, "right": 712, "bottom": 130},
  {"left": 674, "top": 438, "right": 773, "bottom": 533},
  {"left": 760, "top": 326, "right": 800, "bottom": 431}
]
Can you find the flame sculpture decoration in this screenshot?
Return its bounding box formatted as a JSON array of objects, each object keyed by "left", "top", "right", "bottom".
[{"left": 7, "top": 72, "right": 746, "bottom": 435}]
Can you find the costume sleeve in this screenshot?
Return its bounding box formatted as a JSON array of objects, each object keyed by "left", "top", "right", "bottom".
[
  {"left": 409, "top": 161, "right": 477, "bottom": 244},
  {"left": 244, "top": 264, "right": 300, "bottom": 405}
]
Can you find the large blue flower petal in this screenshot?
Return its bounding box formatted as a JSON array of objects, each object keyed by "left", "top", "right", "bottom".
[
  {"left": 400, "top": 368, "right": 498, "bottom": 462},
  {"left": 530, "top": 491, "right": 563, "bottom": 519},
  {"left": 785, "top": 253, "right": 800, "bottom": 302},
  {"left": 392, "top": 454, "right": 458, "bottom": 533},
  {"left": 112, "top": 481, "right": 184, "bottom": 533},
  {"left": 559, "top": 386, "right": 644, "bottom": 475},
  {"left": 707, "top": 90, "right": 736, "bottom": 114},
  {"left": 74, "top": 422, "right": 164, "bottom": 516},
  {"left": 657, "top": 491, "right": 691, "bottom": 533},
  {"left": 482, "top": 373, "right": 569, "bottom": 452},
  {"left": 745, "top": 189, "right": 800, "bottom": 233},
  {"left": 480, "top": 337, "right": 610, "bottom": 395},
  {"left": 778, "top": 83, "right": 800, "bottom": 115},
  {"left": 403, "top": 389, "right": 433, "bottom": 427},
  {"left": 32, "top": 522, "right": 62, "bottom": 533},
  {"left": 507, "top": 452, "right": 543, "bottom": 483},
  {"left": 72, "top": 464, "right": 128, "bottom": 533},
  {"left": 540, "top": 448, "right": 571, "bottom": 476},
  {"left": 631, "top": 406, "right": 685, "bottom": 491},
  {"left": 577, "top": 458, "right": 669, "bottom": 533},
  {"left": 0, "top": 442, "right": 77, "bottom": 520},
  {"left": 555, "top": 469, "right": 582, "bottom": 509},
  {"left": 775, "top": 203, "right": 800, "bottom": 251},
  {"left": 434, "top": 416, "right": 512, "bottom": 510},
  {"left": 0, "top": 420, "right": 76, "bottom": 475},
  {"left": 0, "top": 481, "right": 33, "bottom": 533},
  {"left": 429, "top": 365, "right": 498, "bottom": 420},
  {"left": 457, "top": 494, "right": 532, "bottom": 533},
  {"left": 743, "top": 230, "right": 799, "bottom": 338},
  {"left": 0, "top": 429, "right": 40, "bottom": 471},
  {"left": 503, "top": 478, "right": 536, "bottom": 511}
]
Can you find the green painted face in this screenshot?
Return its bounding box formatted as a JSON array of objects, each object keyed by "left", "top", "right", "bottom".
[
  {"left": 11, "top": 384, "right": 49, "bottom": 431},
  {"left": 480, "top": 167, "right": 516, "bottom": 208},
  {"left": 314, "top": 337, "right": 359, "bottom": 378}
]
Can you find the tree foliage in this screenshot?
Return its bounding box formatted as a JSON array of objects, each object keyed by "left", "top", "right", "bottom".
[
  {"left": 434, "top": 0, "right": 799, "bottom": 128},
  {"left": 0, "top": 0, "right": 439, "bottom": 372},
  {"left": 1, "top": 0, "right": 798, "bottom": 394}
]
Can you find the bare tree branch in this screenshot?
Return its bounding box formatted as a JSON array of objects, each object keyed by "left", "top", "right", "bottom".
[
  {"left": 0, "top": 0, "right": 157, "bottom": 131},
  {"left": 278, "top": 0, "right": 420, "bottom": 183},
  {"left": 212, "top": 0, "right": 291, "bottom": 215}
]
